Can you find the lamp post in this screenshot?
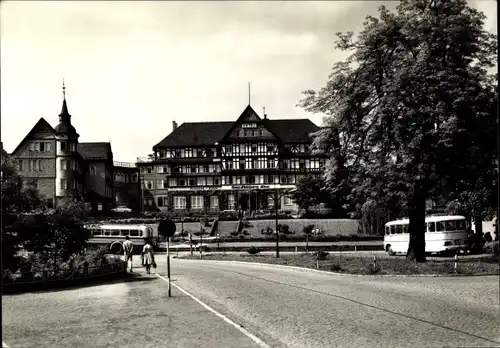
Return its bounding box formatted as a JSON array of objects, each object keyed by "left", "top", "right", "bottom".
[{"left": 273, "top": 146, "right": 292, "bottom": 258}]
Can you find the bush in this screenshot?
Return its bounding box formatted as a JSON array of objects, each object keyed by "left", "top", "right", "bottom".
[
  {"left": 330, "top": 263, "right": 342, "bottom": 272},
  {"left": 247, "top": 246, "right": 261, "bottom": 255},
  {"left": 315, "top": 250, "right": 329, "bottom": 260},
  {"left": 230, "top": 231, "right": 239, "bottom": 236},
  {"left": 303, "top": 225, "right": 315, "bottom": 235},
  {"left": 483, "top": 241, "right": 499, "bottom": 255},
  {"left": 242, "top": 230, "right": 250, "bottom": 236}
]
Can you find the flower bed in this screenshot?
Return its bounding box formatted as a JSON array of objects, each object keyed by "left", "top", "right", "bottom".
[{"left": 2, "top": 246, "right": 130, "bottom": 293}]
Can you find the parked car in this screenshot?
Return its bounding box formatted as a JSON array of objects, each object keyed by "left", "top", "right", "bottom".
[{"left": 111, "top": 206, "right": 132, "bottom": 213}]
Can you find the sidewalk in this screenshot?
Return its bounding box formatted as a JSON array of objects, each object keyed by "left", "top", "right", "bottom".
[{"left": 2, "top": 259, "right": 261, "bottom": 348}]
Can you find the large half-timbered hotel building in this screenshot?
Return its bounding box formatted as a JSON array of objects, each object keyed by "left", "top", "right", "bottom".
[{"left": 136, "top": 105, "right": 325, "bottom": 213}]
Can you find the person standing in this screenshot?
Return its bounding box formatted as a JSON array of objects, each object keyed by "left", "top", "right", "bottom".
[
  {"left": 141, "top": 238, "right": 155, "bottom": 274},
  {"left": 123, "top": 236, "right": 134, "bottom": 273}
]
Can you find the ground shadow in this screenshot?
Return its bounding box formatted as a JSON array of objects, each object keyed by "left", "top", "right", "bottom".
[{"left": 3, "top": 274, "right": 158, "bottom": 296}]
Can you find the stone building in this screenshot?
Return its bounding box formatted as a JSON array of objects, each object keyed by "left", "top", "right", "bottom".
[{"left": 9, "top": 85, "right": 138, "bottom": 213}]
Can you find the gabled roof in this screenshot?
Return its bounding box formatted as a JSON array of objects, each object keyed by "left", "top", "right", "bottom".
[
  {"left": 77, "top": 142, "right": 113, "bottom": 161},
  {"left": 11, "top": 118, "right": 56, "bottom": 156},
  {"left": 262, "top": 119, "right": 320, "bottom": 143},
  {"left": 153, "top": 122, "right": 234, "bottom": 148}
]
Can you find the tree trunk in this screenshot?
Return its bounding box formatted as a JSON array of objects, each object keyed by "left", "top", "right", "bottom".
[
  {"left": 473, "top": 216, "right": 483, "bottom": 235},
  {"left": 406, "top": 193, "right": 427, "bottom": 263}
]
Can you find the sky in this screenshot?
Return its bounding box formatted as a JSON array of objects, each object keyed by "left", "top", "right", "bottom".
[{"left": 1, "top": 1, "right": 497, "bottom": 163}]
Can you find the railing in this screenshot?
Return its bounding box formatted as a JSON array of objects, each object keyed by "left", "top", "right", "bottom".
[
  {"left": 114, "top": 161, "right": 137, "bottom": 168},
  {"left": 137, "top": 157, "right": 154, "bottom": 163}
]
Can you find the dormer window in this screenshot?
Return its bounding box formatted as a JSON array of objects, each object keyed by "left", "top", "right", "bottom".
[
  {"left": 236, "top": 131, "right": 240, "bottom": 137},
  {"left": 60, "top": 142, "right": 67, "bottom": 151}
]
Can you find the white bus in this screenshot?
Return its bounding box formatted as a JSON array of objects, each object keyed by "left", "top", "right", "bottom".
[
  {"left": 84, "top": 223, "right": 158, "bottom": 254},
  {"left": 384, "top": 215, "right": 468, "bottom": 256}
]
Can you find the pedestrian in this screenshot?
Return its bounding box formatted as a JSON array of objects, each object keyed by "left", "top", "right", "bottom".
[
  {"left": 141, "top": 237, "right": 156, "bottom": 274},
  {"left": 123, "top": 236, "right": 134, "bottom": 273}
]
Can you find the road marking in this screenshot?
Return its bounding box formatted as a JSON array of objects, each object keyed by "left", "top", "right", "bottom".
[{"left": 156, "top": 274, "right": 271, "bottom": 348}]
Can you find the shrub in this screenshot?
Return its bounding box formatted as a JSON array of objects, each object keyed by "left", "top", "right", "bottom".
[
  {"left": 483, "top": 241, "right": 499, "bottom": 255},
  {"left": 239, "top": 234, "right": 246, "bottom": 239},
  {"left": 303, "top": 225, "right": 315, "bottom": 235},
  {"left": 330, "top": 263, "right": 342, "bottom": 272},
  {"left": 315, "top": 250, "right": 329, "bottom": 260},
  {"left": 230, "top": 231, "right": 239, "bottom": 236},
  {"left": 247, "top": 246, "right": 261, "bottom": 255},
  {"left": 242, "top": 230, "right": 250, "bottom": 236}
]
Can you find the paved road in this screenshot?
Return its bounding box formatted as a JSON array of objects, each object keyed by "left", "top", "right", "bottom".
[
  {"left": 162, "top": 241, "right": 382, "bottom": 248},
  {"left": 168, "top": 257, "right": 500, "bottom": 348},
  {"left": 3, "top": 257, "right": 499, "bottom": 348}
]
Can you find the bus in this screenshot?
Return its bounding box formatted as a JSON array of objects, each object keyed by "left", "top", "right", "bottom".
[
  {"left": 84, "top": 223, "right": 158, "bottom": 254},
  {"left": 384, "top": 215, "right": 468, "bottom": 256}
]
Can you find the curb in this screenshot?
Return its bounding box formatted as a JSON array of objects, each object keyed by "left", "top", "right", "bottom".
[{"left": 179, "top": 259, "right": 499, "bottom": 278}]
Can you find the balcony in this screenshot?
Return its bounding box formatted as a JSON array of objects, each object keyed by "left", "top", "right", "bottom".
[
  {"left": 137, "top": 157, "right": 155, "bottom": 163},
  {"left": 114, "top": 161, "right": 136, "bottom": 168}
]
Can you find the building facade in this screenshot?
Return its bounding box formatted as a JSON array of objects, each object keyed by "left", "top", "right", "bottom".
[
  {"left": 9, "top": 86, "right": 139, "bottom": 213},
  {"left": 137, "top": 105, "right": 325, "bottom": 214},
  {"left": 113, "top": 162, "right": 141, "bottom": 212}
]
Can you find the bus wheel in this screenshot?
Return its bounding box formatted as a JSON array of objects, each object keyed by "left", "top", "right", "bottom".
[
  {"left": 386, "top": 245, "right": 395, "bottom": 256},
  {"left": 110, "top": 242, "right": 123, "bottom": 255}
]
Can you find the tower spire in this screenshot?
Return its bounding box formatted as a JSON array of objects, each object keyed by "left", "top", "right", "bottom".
[
  {"left": 59, "top": 79, "right": 69, "bottom": 118},
  {"left": 62, "top": 78, "right": 66, "bottom": 99},
  {"left": 248, "top": 81, "right": 251, "bottom": 105}
]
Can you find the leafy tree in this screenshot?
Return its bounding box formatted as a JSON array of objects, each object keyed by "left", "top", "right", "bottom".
[
  {"left": 1, "top": 156, "right": 45, "bottom": 272},
  {"left": 300, "top": 0, "right": 497, "bottom": 262},
  {"left": 290, "top": 175, "right": 325, "bottom": 210},
  {"left": 23, "top": 197, "right": 91, "bottom": 274}
]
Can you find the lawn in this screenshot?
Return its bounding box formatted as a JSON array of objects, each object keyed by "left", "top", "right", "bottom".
[{"left": 179, "top": 252, "right": 500, "bottom": 276}]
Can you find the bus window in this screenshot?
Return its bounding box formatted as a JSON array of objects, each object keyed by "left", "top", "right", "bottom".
[
  {"left": 92, "top": 229, "right": 102, "bottom": 236},
  {"left": 436, "top": 222, "right": 446, "bottom": 232},
  {"left": 445, "top": 221, "right": 456, "bottom": 231},
  {"left": 427, "top": 222, "right": 435, "bottom": 232},
  {"left": 390, "top": 225, "right": 396, "bottom": 234},
  {"left": 385, "top": 226, "right": 390, "bottom": 235},
  {"left": 402, "top": 225, "right": 408, "bottom": 234},
  {"left": 456, "top": 220, "right": 466, "bottom": 230},
  {"left": 111, "top": 230, "right": 120, "bottom": 236},
  {"left": 130, "top": 230, "right": 139, "bottom": 237},
  {"left": 102, "top": 229, "right": 110, "bottom": 236},
  {"left": 396, "top": 225, "right": 403, "bottom": 234}
]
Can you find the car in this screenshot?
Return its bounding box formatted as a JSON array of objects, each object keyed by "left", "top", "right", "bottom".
[{"left": 111, "top": 206, "right": 132, "bottom": 213}]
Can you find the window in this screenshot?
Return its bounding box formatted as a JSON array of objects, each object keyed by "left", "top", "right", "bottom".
[
  {"left": 34, "top": 142, "right": 40, "bottom": 151},
  {"left": 61, "top": 159, "right": 67, "bottom": 170},
  {"left": 47, "top": 198, "right": 54, "bottom": 209},
  {"left": 29, "top": 143, "right": 35, "bottom": 151},
  {"left": 189, "top": 178, "right": 196, "bottom": 186},
  {"left": 46, "top": 142, "right": 51, "bottom": 151},
  {"left": 157, "top": 166, "right": 163, "bottom": 173},
  {"left": 60, "top": 179, "right": 67, "bottom": 190},
  {"left": 207, "top": 177, "right": 214, "bottom": 185},
  {"left": 259, "top": 130, "right": 263, "bottom": 136},
  {"left": 157, "top": 196, "right": 168, "bottom": 207},
  {"left": 211, "top": 148, "right": 217, "bottom": 157},
  {"left": 70, "top": 143, "right": 76, "bottom": 152},
  {"left": 191, "top": 195, "right": 204, "bottom": 209},
  {"left": 60, "top": 142, "right": 67, "bottom": 151},
  {"left": 436, "top": 221, "right": 446, "bottom": 232},
  {"left": 210, "top": 196, "right": 219, "bottom": 209},
  {"left": 268, "top": 195, "right": 274, "bottom": 207},
  {"left": 185, "top": 148, "right": 193, "bottom": 158},
  {"left": 40, "top": 142, "right": 45, "bottom": 152},
  {"left": 173, "top": 196, "right": 186, "bottom": 209},
  {"left": 197, "top": 177, "right": 206, "bottom": 186},
  {"left": 147, "top": 167, "right": 152, "bottom": 174},
  {"left": 146, "top": 181, "right": 153, "bottom": 190},
  {"left": 132, "top": 174, "right": 138, "bottom": 183},
  {"left": 179, "top": 179, "right": 186, "bottom": 186},
  {"left": 90, "top": 166, "right": 96, "bottom": 175},
  {"left": 18, "top": 160, "right": 23, "bottom": 171},
  {"left": 228, "top": 194, "right": 235, "bottom": 210},
  {"left": 28, "top": 180, "right": 38, "bottom": 189},
  {"left": 72, "top": 180, "right": 77, "bottom": 189}
]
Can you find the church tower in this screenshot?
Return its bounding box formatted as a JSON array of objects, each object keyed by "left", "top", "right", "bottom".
[{"left": 54, "top": 82, "right": 82, "bottom": 204}]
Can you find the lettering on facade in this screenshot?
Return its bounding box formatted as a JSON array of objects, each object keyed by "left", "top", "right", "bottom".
[{"left": 231, "top": 185, "right": 270, "bottom": 190}]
